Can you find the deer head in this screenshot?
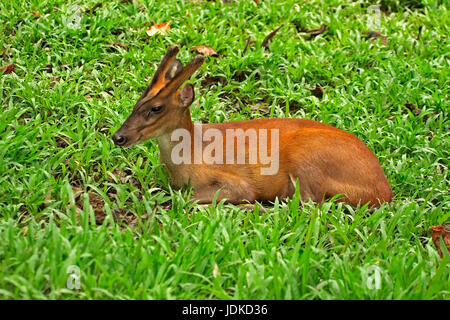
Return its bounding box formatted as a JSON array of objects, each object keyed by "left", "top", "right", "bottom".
[{"left": 113, "top": 45, "right": 204, "bottom": 147}]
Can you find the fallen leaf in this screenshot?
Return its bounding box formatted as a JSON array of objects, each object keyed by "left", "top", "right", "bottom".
[
  {"left": 443, "top": 222, "right": 450, "bottom": 231},
  {"left": 262, "top": 25, "right": 282, "bottom": 49},
  {"left": 44, "top": 190, "right": 52, "bottom": 202},
  {"left": 45, "top": 64, "right": 53, "bottom": 73},
  {"left": 201, "top": 75, "right": 227, "bottom": 88},
  {"left": 362, "top": 30, "right": 388, "bottom": 45},
  {"left": 306, "top": 84, "right": 324, "bottom": 99},
  {"left": 303, "top": 24, "right": 327, "bottom": 35},
  {"left": 1, "top": 48, "right": 9, "bottom": 61},
  {"left": 253, "top": 0, "right": 260, "bottom": 4},
  {"left": 420, "top": 229, "right": 429, "bottom": 248},
  {"left": 111, "top": 168, "right": 127, "bottom": 184},
  {"left": 72, "top": 185, "right": 83, "bottom": 201},
  {"left": 292, "top": 20, "right": 307, "bottom": 33},
  {"left": 31, "top": 11, "right": 42, "bottom": 19},
  {"left": 0, "top": 63, "right": 15, "bottom": 74},
  {"left": 191, "top": 45, "right": 219, "bottom": 57},
  {"left": 301, "top": 24, "right": 327, "bottom": 40},
  {"left": 111, "top": 208, "right": 138, "bottom": 228},
  {"left": 85, "top": 3, "right": 102, "bottom": 15},
  {"left": 146, "top": 21, "right": 170, "bottom": 37},
  {"left": 50, "top": 76, "right": 59, "bottom": 87},
  {"left": 416, "top": 26, "right": 423, "bottom": 40},
  {"left": 40, "top": 189, "right": 52, "bottom": 209},
  {"left": 243, "top": 37, "right": 255, "bottom": 54},
  {"left": 288, "top": 99, "right": 302, "bottom": 112},
  {"left": 430, "top": 225, "right": 450, "bottom": 258},
  {"left": 55, "top": 135, "right": 69, "bottom": 148},
  {"left": 111, "top": 28, "right": 124, "bottom": 36},
  {"left": 108, "top": 41, "right": 129, "bottom": 51},
  {"left": 232, "top": 70, "right": 255, "bottom": 82},
  {"left": 86, "top": 191, "right": 106, "bottom": 223},
  {"left": 404, "top": 103, "right": 421, "bottom": 116},
  {"left": 250, "top": 102, "right": 270, "bottom": 115}
]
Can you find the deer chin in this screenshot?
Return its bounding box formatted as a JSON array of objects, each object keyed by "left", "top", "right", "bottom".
[{"left": 133, "top": 131, "right": 162, "bottom": 146}]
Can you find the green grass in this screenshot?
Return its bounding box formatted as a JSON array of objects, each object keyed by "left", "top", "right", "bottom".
[{"left": 0, "top": 0, "right": 449, "bottom": 299}]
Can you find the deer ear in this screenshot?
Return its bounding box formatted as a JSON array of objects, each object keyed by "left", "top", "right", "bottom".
[{"left": 179, "top": 83, "right": 195, "bottom": 107}]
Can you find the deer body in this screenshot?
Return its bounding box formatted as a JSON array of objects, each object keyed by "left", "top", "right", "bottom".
[
  {"left": 113, "top": 46, "right": 392, "bottom": 207},
  {"left": 156, "top": 116, "right": 392, "bottom": 206}
]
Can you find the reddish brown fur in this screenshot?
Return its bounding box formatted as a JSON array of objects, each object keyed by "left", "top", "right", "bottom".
[{"left": 114, "top": 46, "right": 393, "bottom": 207}]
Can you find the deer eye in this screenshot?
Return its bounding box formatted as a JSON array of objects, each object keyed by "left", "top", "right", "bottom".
[
  {"left": 152, "top": 105, "right": 165, "bottom": 114},
  {"left": 146, "top": 105, "right": 165, "bottom": 119}
]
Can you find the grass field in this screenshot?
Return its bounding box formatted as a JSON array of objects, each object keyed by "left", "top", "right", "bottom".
[{"left": 0, "top": 0, "right": 449, "bottom": 299}]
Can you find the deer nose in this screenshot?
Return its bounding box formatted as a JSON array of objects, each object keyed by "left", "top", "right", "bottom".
[{"left": 113, "top": 133, "right": 127, "bottom": 146}]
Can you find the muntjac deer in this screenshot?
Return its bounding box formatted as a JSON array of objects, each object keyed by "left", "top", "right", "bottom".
[{"left": 113, "top": 45, "right": 392, "bottom": 207}]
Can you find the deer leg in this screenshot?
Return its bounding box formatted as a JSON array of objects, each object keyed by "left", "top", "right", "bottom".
[{"left": 191, "top": 175, "right": 258, "bottom": 205}]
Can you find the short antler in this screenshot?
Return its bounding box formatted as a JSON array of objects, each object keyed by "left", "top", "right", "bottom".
[
  {"left": 161, "top": 54, "right": 205, "bottom": 95},
  {"left": 140, "top": 45, "right": 181, "bottom": 100},
  {"left": 149, "top": 45, "right": 180, "bottom": 87}
]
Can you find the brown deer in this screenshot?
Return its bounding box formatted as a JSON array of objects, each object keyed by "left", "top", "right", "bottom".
[{"left": 113, "top": 45, "right": 392, "bottom": 207}]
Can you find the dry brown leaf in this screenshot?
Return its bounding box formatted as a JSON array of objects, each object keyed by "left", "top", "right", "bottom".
[
  {"left": 112, "top": 168, "right": 127, "bottom": 184},
  {"left": 430, "top": 225, "right": 450, "bottom": 258},
  {"left": 416, "top": 26, "right": 423, "bottom": 40},
  {"left": 362, "top": 30, "right": 388, "bottom": 45},
  {"left": 300, "top": 24, "right": 327, "bottom": 40},
  {"left": 303, "top": 24, "right": 327, "bottom": 36},
  {"left": 250, "top": 102, "right": 270, "bottom": 115},
  {"left": 1, "top": 48, "right": 9, "bottom": 61},
  {"left": 85, "top": 3, "right": 102, "bottom": 15},
  {"left": 191, "top": 45, "right": 219, "bottom": 57},
  {"left": 262, "top": 25, "right": 282, "bottom": 49},
  {"left": 55, "top": 135, "right": 69, "bottom": 148},
  {"left": 306, "top": 84, "right": 324, "bottom": 99},
  {"left": 404, "top": 103, "right": 421, "bottom": 116},
  {"left": 40, "top": 189, "right": 52, "bottom": 209},
  {"left": 87, "top": 192, "right": 106, "bottom": 223},
  {"left": 108, "top": 41, "right": 129, "bottom": 51},
  {"left": 243, "top": 37, "right": 255, "bottom": 54},
  {"left": 146, "top": 21, "right": 170, "bottom": 37},
  {"left": 404, "top": 103, "right": 433, "bottom": 123},
  {"left": 31, "top": 11, "right": 42, "bottom": 19},
  {"left": 201, "top": 76, "right": 227, "bottom": 88},
  {"left": 72, "top": 185, "right": 83, "bottom": 201},
  {"left": 45, "top": 64, "right": 53, "bottom": 73},
  {"left": 0, "top": 63, "right": 15, "bottom": 75},
  {"left": 232, "top": 70, "right": 251, "bottom": 82},
  {"left": 44, "top": 190, "right": 52, "bottom": 202}
]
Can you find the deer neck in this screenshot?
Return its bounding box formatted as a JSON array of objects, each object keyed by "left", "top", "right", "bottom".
[{"left": 157, "top": 108, "right": 195, "bottom": 170}]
